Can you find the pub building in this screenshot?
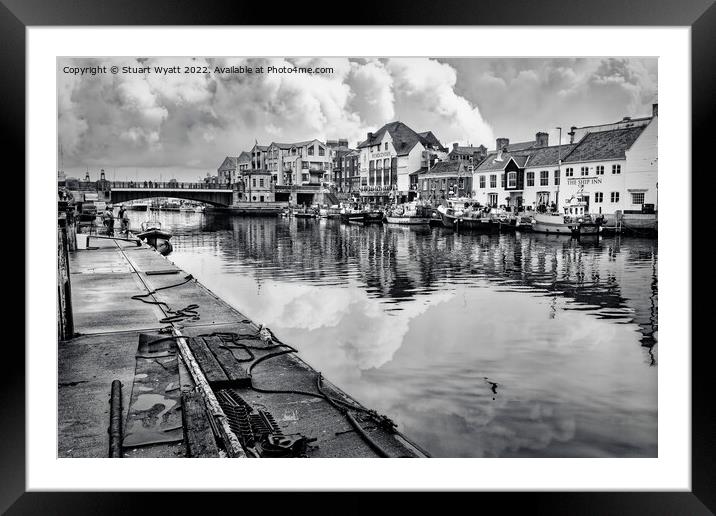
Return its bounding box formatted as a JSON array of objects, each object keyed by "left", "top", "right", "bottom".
[
  {"left": 472, "top": 104, "right": 657, "bottom": 215},
  {"left": 357, "top": 121, "right": 447, "bottom": 205}
]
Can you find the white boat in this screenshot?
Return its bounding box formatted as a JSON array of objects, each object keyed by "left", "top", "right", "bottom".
[
  {"left": 384, "top": 201, "right": 431, "bottom": 225},
  {"left": 532, "top": 196, "right": 602, "bottom": 235},
  {"left": 130, "top": 201, "right": 150, "bottom": 211},
  {"left": 194, "top": 205, "right": 205, "bottom": 213}
]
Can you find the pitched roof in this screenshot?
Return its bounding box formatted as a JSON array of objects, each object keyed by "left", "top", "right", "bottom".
[
  {"left": 449, "top": 145, "right": 486, "bottom": 156},
  {"left": 562, "top": 126, "right": 646, "bottom": 163},
  {"left": 357, "top": 121, "right": 446, "bottom": 155},
  {"left": 268, "top": 139, "right": 319, "bottom": 150},
  {"left": 417, "top": 160, "right": 468, "bottom": 178},
  {"left": 475, "top": 152, "right": 525, "bottom": 172},
  {"left": 237, "top": 151, "right": 251, "bottom": 163},
  {"left": 524, "top": 144, "right": 577, "bottom": 168},
  {"left": 218, "top": 156, "right": 237, "bottom": 170}
]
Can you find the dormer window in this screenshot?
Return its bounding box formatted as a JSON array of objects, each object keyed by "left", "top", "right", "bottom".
[
  {"left": 384, "top": 142, "right": 388, "bottom": 151},
  {"left": 507, "top": 171, "right": 517, "bottom": 188}
]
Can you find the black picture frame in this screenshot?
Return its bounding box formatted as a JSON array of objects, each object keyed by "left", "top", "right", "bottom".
[{"left": 5, "top": 0, "right": 711, "bottom": 512}]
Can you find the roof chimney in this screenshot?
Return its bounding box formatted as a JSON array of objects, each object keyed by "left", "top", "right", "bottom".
[
  {"left": 367, "top": 132, "right": 373, "bottom": 140},
  {"left": 535, "top": 132, "right": 549, "bottom": 148},
  {"left": 495, "top": 138, "right": 509, "bottom": 161},
  {"left": 453, "top": 142, "right": 459, "bottom": 149},
  {"left": 652, "top": 103, "right": 658, "bottom": 117},
  {"left": 568, "top": 126, "right": 577, "bottom": 144},
  {"left": 623, "top": 116, "right": 632, "bottom": 122}
]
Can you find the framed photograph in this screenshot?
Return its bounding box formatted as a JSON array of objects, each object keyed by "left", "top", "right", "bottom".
[{"left": 7, "top": 0, "right": 712, "bottom": 512}]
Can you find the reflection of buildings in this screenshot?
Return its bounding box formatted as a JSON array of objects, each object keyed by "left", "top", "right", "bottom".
[{"left": 173, "top": 216, "right": 657, "bottom": 364}]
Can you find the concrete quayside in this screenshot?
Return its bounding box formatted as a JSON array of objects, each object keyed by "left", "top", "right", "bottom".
[{"left": 57, "top": 226, "right": 427, "bottom": 458}]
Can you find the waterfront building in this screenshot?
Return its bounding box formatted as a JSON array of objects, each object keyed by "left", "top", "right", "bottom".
[
  {"left": 342, "top": 149, "right": 361, "bottom": 197},
  {"left": 234, "top": 169, "right": 275, "bottom": 203},
  {"left": 415, "top": 160, "right": 473, "bottom": 202},
  {"left": 327, "top": 139, "right": 354, "bottom": 193},
  {"left": 357, "top": 121, "right": 447, "bottom": 204},
  {"left": 473, "top": 132, "right": 552, "bottom": 208},
  {"left": 263, "top": 139, "right": 333, "bottom": 186},
  {"left": 472, "top": 105, "right": 657, "bottom": 215}
]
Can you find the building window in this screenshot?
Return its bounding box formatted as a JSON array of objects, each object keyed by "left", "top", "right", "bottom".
[
  {"left": 580, "top": 166, "right": 589, "bottom": 176},
  {"left": 501, "top": 174, "right": 506, "bottom": 188},
  {"left": 384, "top": 142, "right": 388, "bottom": 151},
  {"left": 540, "top": 170, "right": 549, "bottom": 186},
  {"left": 507, "top": 171, "right": 517, "bottom": 188},
  {"left": 612, "top": 164, "right": 621, "bottom": 174},
  {"left": 631, "top": 192, "right": 645, "bottom": 205},
  {"left": 595, "top": 192, "right": 604, "bottom": 203},
  {"left": 252, "top": 178, "right": 256, "bottom": 187},
  {"left": 490, "top": 174, "right": 497, "bottom": 188},
  {"left": 596, "top": 165, "right": 604, "bottom": 175},
  {"left": 308, "top": 146, "right": 314, "bottom": 156},
  {"left": 259, "top": 178, "right": 264, "bottom": 187},
  {"left": 554, "top": 170, "right": 560, "bottom": 186},
  {"left": 526, "top": 171, "right": 534, "bottom": 186},
  {"left": 611, "top": 192, "right": 620, "bottom": 203},
  {"left": 565, "top": 167, "right": 574, "bottom": 177},
  {"left": 479, "top": 175, "right": 485, "bottom": 188},
  {"left": 488, "top": 193, "right": 498, "bottom": 206},
  {"left": 458, "top": 177, "right": 465, "bottom": 189},
  {"left": 319, "top": 147, "right": 325, "bottom": 156}
]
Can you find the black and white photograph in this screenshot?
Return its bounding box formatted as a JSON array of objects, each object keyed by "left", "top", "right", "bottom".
[{"left": 55, "top": 55, "right": 660, "bottom": 460}]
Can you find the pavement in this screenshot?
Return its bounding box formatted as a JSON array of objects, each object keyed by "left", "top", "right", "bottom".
[{"left": 58, "top": 232, "right": 425, "bottom": 458}]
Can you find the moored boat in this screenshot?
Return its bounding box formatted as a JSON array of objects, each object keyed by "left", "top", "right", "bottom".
[
  {"left": 531, "top": 196, "right": 603, "bottom": 236},
  {"left": 136, "top": 221, "right": 173, "bottom": 255},
  {"left": 437, "top": 200, "right": 498, "bottom": 232},
  {"left": 385, "top": 201, "right": 432, "bottom": 225}
]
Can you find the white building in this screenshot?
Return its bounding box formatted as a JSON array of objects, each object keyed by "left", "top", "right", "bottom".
[
  {"left": 472, "top": 105, "right": 658, "bottom": 215},
  {"left": 357, "top": 121, "right": 447, "bottom": 204}
]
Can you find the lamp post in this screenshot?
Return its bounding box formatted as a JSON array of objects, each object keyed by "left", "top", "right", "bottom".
[{"left": 556, "top": 127, "right": 562, "bottom": 209}]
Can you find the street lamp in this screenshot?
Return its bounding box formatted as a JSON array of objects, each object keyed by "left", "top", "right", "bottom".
[{"left": 556, "top": 126, "right": 562, "bottom": 209}]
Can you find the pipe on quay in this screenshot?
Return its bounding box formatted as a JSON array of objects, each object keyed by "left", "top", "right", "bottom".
[{"left": 108, "top": 380, "right": 123, "bottom": 458}]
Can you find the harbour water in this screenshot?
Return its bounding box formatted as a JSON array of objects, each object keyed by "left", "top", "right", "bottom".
[{"left": 150, "top": 210, "right": 657, "bottom": 458}]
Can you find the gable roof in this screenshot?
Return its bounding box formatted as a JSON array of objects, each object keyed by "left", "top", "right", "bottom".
[
  {"left": 562, "top": 126, "right": 646, "bottom": 163},
  {"left": 357, "top": 121, "right": 446, "bottom": 155},
  {"left": 218, "top": 156, "right": 237, "bottom": 170},
  {"left": 475, "top": 152, "right": 526, "bottom": 172},
  {"left": 417, "top": 160, "right": 468, "bottom": 178},
  {"left": 237, "top": 151, "right": 251, "bottom": 163}
]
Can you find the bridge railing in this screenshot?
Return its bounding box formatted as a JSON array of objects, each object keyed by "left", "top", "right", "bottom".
[{"left": 109, "top": 181, "right": 232, "bottom": 190}]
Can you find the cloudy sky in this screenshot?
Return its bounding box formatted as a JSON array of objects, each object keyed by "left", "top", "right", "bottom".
[{"left": 58, "top": 57, "right": 657, "bottom": 182}]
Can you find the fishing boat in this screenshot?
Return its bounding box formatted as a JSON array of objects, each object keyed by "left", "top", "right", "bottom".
[
  {"left": 136, "top": 221, "right": 173, "bottom": 255},
  {"left": 384, "top": 201, "right": 432, "bottom": 225},
  {"left": 532, "top": 196, "right": 603, "bottom": 236},
  {"left": 437, "top": 199, "right": 498, "bottom": 232},
  {"left": 340, "top": 202, "right": 367, "bottom": 224}
]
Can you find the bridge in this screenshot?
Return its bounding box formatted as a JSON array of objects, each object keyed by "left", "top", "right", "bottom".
[{"left": 108, "top": 181, "right": 234, "bottom": 207}]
